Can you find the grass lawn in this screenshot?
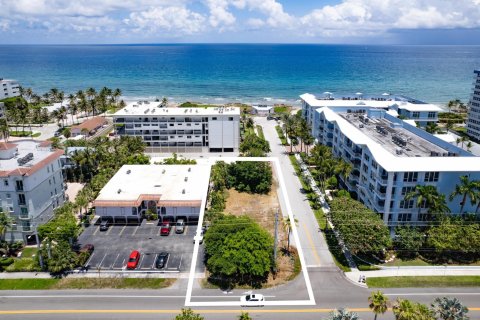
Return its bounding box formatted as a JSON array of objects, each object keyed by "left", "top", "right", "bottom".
[
  {"left": 367, "top": 276, "right": 480, "bottom": 288},
  {"left": 9, "top": 130, "right": 34, "bottom": 137},
  {"left": 383, "top": 258, "right": 432, "bottom": 267},
  {"left": 20, "top": 247, "right": 38, "bottom": 259},
  {"left": 0, "top": 278, "right": 175, "bottom": 290},
  {"left": 275, "top": 125, "right": 287, "bottom": 146}
]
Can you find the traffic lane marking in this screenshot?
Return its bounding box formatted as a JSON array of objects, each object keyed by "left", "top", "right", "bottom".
[
  {"left": 301, "top": 221, "right": 322, "bottom": 266},
  {"left": 0, "top": 308, "right": 479, "bottom": 315}
]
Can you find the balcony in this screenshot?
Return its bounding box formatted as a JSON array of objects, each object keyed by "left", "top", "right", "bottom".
[{"left": 19, "top": 214, "right": 30, "bottom": 220}]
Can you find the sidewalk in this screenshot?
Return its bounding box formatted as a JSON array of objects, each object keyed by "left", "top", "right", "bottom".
[
  {"left": 345, "top": 266, "right": 480, "bottom": 287},
  {"left": 0, "top": 271, "right": 205, "bottom": 279}
]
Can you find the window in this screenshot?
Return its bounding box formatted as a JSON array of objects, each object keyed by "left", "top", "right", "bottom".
[
  {"left": 49, "top": 179, "right": 52, "bottom": 185},
  {"left": 6, "top": 193, "right": 11, "bottom": 199},
  {"left": 403, "top": 172, "right": 418, "bottom": 182},
  {"left": 18, "top": 194, "right": 26, "bottom": 205},
  {"left": 398, "top": 213, "right": 412, "bottom": 221},
  {"left": 401, "top": 186, "right": 415, "bottom": 196},
  {"left": 131, "top": 207, "right": 137, "bottom": 215},
  {"left": 399, "top": 200, "right": 414, "bottom": 209},
  {"left": 228, "top": 117, "right": 233, "bottom": 121},
  {"left": 15, "top": 180, "right": 23, "bottom": 191},
  {"left": 21, "top": 207, "right": 28, "bottom": 215},
  {"left": 428, "top": 112, "right": 436, "bottom": 119},
  {"left": 4, "top": 179, "right": 8, "bottom": 186},
  {"left": 212, "top": 117, "right": 217, "bottom": 120},
  {"left": 424, "top": 172, "right": 439, "bottom": 182},
  {"left": 412, "top": 112, "right": 420, "bottom": 118},
  {"left": 364, "top": 154, "right": 370, "bottom": 162}
]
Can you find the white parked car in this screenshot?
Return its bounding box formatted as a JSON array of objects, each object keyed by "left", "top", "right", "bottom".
[{"left": 240, "top": 293, "right": 265, "bottom": 307}]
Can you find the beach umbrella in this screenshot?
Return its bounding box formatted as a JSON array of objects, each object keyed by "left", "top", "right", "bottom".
[
  {"left": 355, "top": 92, "right": 363, "bottom": 95},
  {"left": 382, "top": 92, "right": 390, "bottom": 96}
]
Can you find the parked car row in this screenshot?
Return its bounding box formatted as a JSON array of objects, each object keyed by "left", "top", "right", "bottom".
[
  {"left": 126, "top": 250, "right": 170, "bottom": 270},
  {"left": 98, "top": 219, "right": 187, "bottom": 236}
]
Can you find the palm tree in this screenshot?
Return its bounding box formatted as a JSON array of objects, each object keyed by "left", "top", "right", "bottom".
[
  {"left": 335, "top": 159, "right": 353, "bottom": 182},
  {"left": 282, "top": 215, "right": 298, "bottom": 253},
  {"left": 325, "top": 308, "right": 359, "bottom": 320},
  {"left": 466, "top": 141, "right": 473, "bottom": 152},
  {"left": 0, "top": 211, "right": 13, "bottom": 242},
  {"left": 113, "top": 88, "right": 122, "bottom": 105},
  {"left": 161, "top": 96, "right": 168, "bottom": 108},
  {"left": 431, "top": 297, "right": 469, "bottom": 320},
  {"left": 0, "top": 119, "right": 10, "bottom": 142},
  {"left": 282, "top": 113, "right": 295, "bottom": 152},
  {"left": 449, "top": 175, "right": 479, "bottom": 214},
  {"left": 49, "top": 88, "right": 59, "bottom": 102},
  {"left": 393, "top": 299, "right": 416, "bottom": 320},
  {"left": 445, "top": 121, "right": 454, "bottom": 133},
  {"left": 405, "top": 185, "right": 450, "bottom": 219},
  {"left": 460, "top": 136, "right": 469, "bottom": 149},
  {"left": 368, "top": 291, "right": 389, "bottom": 320}
]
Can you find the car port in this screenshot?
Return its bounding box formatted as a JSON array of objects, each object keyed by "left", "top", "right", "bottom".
[{"left": 78, "top": 218, "right": 204, "bottom": 273}]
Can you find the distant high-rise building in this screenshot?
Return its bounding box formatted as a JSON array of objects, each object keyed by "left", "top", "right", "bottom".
[
  {"left": 0, "top": 78, "right": 21, "bottom": 99},
  {"left": 466, "top": 70, "right": 480, "bottom": 140}
]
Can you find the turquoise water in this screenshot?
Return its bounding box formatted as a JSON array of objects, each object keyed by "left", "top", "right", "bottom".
[{"left": 0, "top": 44, "right": 479, "bottom": 105}]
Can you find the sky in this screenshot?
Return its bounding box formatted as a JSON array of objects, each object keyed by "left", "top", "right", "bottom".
[{"left": 0, "top": 0, "right": 480, "bottom": 44}]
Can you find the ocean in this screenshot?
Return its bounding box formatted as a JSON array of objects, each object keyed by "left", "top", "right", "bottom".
[{"left": 0, "top": 44, "right": 479, "bottom": 106}]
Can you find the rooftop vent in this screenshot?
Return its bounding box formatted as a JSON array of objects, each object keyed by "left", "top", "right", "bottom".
[
  {"left": 117, "top": 189, "right": 121, "bottom": 194},
  {"left": 184, "top": 177, "right": 188, "bottom": 182},
  {"left": 126, "top": 169, "right": 131, "bottom": 174},
  {"left": 182, "top": 189, "right": 185, "bottom": 194},
  {"left": 188, "top": 167, "right": 191, "bottom": 172},
  {"left": 162, "top": 169, "right": 166, "bottom": 174}
]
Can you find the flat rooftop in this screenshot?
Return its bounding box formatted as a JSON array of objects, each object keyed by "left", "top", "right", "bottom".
[
  {"left": 0, "top": 140, "right": 64, "bottom": 176},
  {"left": 339, "top": 112, "right": 448, "bottom": 157},
  {"left": 114, "top": 101, "right": 240, "bottom": 117},
  {"left": 301, "top": 93, "right": 443, "bottom": 112},
  {"left": 94, "top": 164, "right": 211, "bottom": 206}
]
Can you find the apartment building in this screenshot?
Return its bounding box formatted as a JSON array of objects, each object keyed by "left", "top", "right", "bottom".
[
  {"left": 0, "top": 78, "right": 21, "bottom": 99},
  {"left": 466, "top": 70, "right": 480, "bottom": 141},
  {"left": 310, "top": 106, "right": 480, "bottom": 227},
  {"left": 93, "top": 164, "right": 211, "bottom": 223},
  {"left": 301, "top": 93, "right": 442, "bottom": 129},
  {"left": 0, "top": 140, "right": 65, "bottom": 242},
  {"left": 113, "top": 101, "right": 240, "bottom": 153}
]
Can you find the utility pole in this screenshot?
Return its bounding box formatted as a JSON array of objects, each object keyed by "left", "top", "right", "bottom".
[
  {"left": 273, "top": 210, "right": 279, "bottom": 277},
  {"left": 34, "top": 225, "right": 44, "bottom": 270}
]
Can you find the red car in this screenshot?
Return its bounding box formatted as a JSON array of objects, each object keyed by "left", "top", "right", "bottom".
[
  {"left": 126, "top": 250, "right": 140, "bottom": 270},
  {"left": 160, "top": 222, "right": 171, "bottom": 236}
]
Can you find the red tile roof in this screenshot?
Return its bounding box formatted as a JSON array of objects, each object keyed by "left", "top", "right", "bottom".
[{"left": 72, "top": 117, "right": 106, "bottom": 132}]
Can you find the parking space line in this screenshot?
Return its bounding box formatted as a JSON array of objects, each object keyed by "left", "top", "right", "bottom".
[
  {"left": 151, "top": 254, "right": 158, "bottom": 269},
  {"left": 93, "top": 226, "right": 99, "bottom": 236},
  {"left": 110, "top": 253, "right": 120, "bottom": 270},
  {"left": 85, "top": 252, "right": 95, "bottom": 267},
  {"left": 132, "top": 226, "right": 139, "bottom": 236},
  {"left": 137, "top": 254, "right": 145, "bottom": 270},
  {"left": 106, "top": 226, "right": 113, "bottom": 236},
  {"left": 98, "top": 253, "right": 108, "bottom": 269},
  {"left": 178, "top": 255, "right": 183, "bottom": 271},
  {"left": 183, "top": 226, "right": 188, "bottom": 235},
  {"left": 118, "top": 225, "right": 126, "bottom": 236}
]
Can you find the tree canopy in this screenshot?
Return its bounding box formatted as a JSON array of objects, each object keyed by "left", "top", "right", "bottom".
[
  {"left": 227, "top": 161, "right": 272, "bottom": 194},
  {"left": 329, "top": 197, "right": 391, "bottom": 255},
  {"left": 204, "top": 215, "right": 273, "bottom": 285}
]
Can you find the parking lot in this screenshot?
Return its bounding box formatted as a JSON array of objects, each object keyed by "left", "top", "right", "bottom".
[{"left": 78, "top": 219, "right": 204, "bottom": 273}]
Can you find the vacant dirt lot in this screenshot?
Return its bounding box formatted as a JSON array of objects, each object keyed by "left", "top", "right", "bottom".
[{"left": 223, "top": 173, "right": 299, "bottom": 287}]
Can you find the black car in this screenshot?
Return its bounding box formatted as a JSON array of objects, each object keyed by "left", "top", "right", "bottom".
[
  {"left": 155, "top": 252, "right": 169, "bottom": 269},
  {"left": 99, "top": 220, "right": 109, "bottom": 231}
]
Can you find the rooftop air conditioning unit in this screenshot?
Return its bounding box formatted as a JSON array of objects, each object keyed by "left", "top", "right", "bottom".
[
  {"left": 117, "top": 189, "right": 121, "bottom": 194},
  {"left": 182, "top": 189, "right": 185, "bottom": 194},
  {"left": 126, "top": 169, "right": 131, "bottom": 174}
]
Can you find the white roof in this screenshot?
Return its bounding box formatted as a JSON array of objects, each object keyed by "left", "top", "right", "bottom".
[
  {"left": 114, "top": 102, "right": 240, "bottom": 117},
  {"left": 95, "top": 164, "right": 211, "bottom": 203},
  {"left": 319, "top": 107, "right": 480, "bottom": 172},
  {"left": 301, "top": 93, "right": 442, "bottom": 112},
  {"left": 434, "top": 133, "right": 457, "bottom": 144},
  {"left": 252, "top": 105, "right": 273, "bottom": 110}
]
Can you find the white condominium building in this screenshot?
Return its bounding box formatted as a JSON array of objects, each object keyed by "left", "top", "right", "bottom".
[
  {"left": 301, "top": 93, "right": 442, "bottom": 128},
  {"left": 0, "top": 78, "right": 21, "bottom": 99},
  {"left": 0, "top": 140, "right": 65, "bottom": 242},
  {"left": 113, "top": 101, "right": 240, "bottom": 153},
  {"left": 309, "top": 105, "right": 480, "bottom": 227},
  {"left": 467, "top": 70, "right": 480, "bottom": 140}
]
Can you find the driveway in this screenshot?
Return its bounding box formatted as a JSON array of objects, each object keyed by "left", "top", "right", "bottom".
[{"left": 256, "top": 116, "right": 336, "bottom": 268}]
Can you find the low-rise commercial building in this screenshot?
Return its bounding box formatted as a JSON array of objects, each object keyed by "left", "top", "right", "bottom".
[
  {"left": 301, "top": 93, "right": 442, "bottom": 128},
  {"left": 71, "top": 117, "right": 106, "bottom": 137},
  {"left": 0, "top": 78, "right": 20, "bottom": 99},
  {"left": 467, "top": 69, "right": 480, "bottom": 140},
  {"left": 0, "top": 140, "right": 65, "bottom": 242},
  {"left": 113, "top": 102, "right": 240, "bottom": 153},
  {"left": 309, "top": 105, "right": 480, "bottom": 227},
  {"left": 93, "top": 164, "right": 211, "bottom": 223},
  {"left": 252, "top": 105, "right": 273, "bottom": 116}
]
